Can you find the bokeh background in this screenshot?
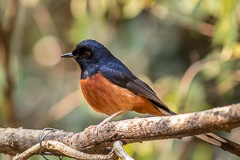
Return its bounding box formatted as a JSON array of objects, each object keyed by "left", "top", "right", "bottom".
[{"left": 1, "top": 0, "right": 240, "bottom": 159}]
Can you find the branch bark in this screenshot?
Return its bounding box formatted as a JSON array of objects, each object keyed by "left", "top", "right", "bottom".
[{"left": 0, "top": 103, "right": 240, "bottom": 158}]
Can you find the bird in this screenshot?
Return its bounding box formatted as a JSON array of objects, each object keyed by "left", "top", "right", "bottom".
[{"left": 61, "top": 39, "right": 240, "bottom": 156}]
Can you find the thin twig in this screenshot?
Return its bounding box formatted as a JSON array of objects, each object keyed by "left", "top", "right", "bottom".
[
  {"left": 12, "top": 141, "right": 117, "bottom": 160},
  {"left": 113, "top": 141, "right": 134, "bottom": 160},
  {"left": 177, "top": 55, "right": 222, "bottom": 112}
]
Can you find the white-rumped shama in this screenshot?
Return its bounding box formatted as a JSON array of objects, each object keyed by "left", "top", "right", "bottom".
[{"left": 61, "top": 39, "right": 240, "bottom": 156}]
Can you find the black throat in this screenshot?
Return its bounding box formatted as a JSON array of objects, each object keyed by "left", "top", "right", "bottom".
[{"left": 79, "top": 62, "right": 100, "bottom": 79}]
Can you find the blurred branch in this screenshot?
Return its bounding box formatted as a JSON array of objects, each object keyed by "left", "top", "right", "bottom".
[
  {"left": 34, "top": 90, "right": 83, "bottom": 128},
  {"left": 178, "top": 54, "right": 222, "bottom": 112},
  {"left": 32, "top": 3, "right": 58, "bottom": 35},
  {"left": 217, "top": 70, "right": 240, "bottom": 95},
  {"left": 0, "top": 103, "right": 240, "bottom": 159},
  {"left": 151, "top": 4, "right": 214, "bottom": 37},
  {"left": 0, "top": 0, "right": 19, "bottom": 127}
]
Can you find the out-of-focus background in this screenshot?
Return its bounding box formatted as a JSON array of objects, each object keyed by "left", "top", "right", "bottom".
[{"left": 0, "top": 0, "right": 240, "bottom": 159}]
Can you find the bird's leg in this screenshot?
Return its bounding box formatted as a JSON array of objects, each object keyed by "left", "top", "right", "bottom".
[{"left": 95, "top": 110, "right": 125, "bottom": 134}]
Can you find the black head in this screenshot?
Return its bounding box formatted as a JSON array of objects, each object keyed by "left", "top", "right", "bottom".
[
  {"left": 61, "top": 39, "right": 114, "bottom": 78},
  {"left": 61, "top": 39, "right": 114, "bottom": 67}
]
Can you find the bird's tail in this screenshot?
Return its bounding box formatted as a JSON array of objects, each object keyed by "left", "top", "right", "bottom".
[
  {"left": 196, "top": 133, "right": 240, "bottom": 156},
  {"left": 155, "top": 105, "right": 240, "bottom": 156}
]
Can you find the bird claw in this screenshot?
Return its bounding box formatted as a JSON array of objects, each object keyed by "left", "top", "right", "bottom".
[
  {"left": 95, "top": 126, "right": 100, "bottom": 135},
  {"left": 93, "top": 111, "right": 125, "bottom": 135},
  {"left": 94, "top": 121, "right": 106, "bottom": 135}
]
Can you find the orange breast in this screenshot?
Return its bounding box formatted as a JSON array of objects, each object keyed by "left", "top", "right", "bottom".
[{"left": 80, "top": 73, "right": 163, "bottom": 116}]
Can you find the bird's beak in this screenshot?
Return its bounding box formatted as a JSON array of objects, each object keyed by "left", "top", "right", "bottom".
[{"left": 60, "top": 52, "right": 74, "bottom": 58}]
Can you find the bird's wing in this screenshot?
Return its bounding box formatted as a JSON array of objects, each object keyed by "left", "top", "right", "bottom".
[{"left": 100, "top": 67, "right": 174, "bottom": 115}]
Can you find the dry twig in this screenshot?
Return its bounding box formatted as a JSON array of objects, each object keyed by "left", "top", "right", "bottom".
[
  {"left": 113, "top": 141, "right": 134, "bottom": 160},
  {"left": 12, "top": 141, "right": 117, "bottom": 160}
]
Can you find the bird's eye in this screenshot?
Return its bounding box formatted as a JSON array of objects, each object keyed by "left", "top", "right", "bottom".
[{"left": 83, "top": 52, "right": 91, "bottom": 59}]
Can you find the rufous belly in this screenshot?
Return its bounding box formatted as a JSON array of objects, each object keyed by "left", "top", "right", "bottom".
[{"left": 80, "top": 73, "right": 163, "bottom": 116}]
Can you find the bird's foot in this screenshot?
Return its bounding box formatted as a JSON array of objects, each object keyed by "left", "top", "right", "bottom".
[{"left": 95, "top": 120, "right": 108, "bottom": 135}]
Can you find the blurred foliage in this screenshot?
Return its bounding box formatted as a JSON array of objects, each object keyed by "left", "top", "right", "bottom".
[{"left": 0, "top": 0, "right": 240, "bottom": 159}]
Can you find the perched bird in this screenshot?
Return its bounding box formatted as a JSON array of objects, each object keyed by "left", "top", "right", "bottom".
[{"left": 61, "top": 39, "right": 240, "bottom": 156}]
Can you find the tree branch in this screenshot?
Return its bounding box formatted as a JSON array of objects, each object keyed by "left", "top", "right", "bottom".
[
  {"left": 0, "top": 103, "right": 240, "bottom": 158},
  {"left": 113, "top": 141, "right": 134, "bottom": 160},
  {"left": 12, "top": 141, "right": 117, "bottom": 160}
]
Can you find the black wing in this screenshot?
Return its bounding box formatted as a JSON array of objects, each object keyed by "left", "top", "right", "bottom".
[{"left": 100, "top": 66, "right": 174, "bottom": 115}]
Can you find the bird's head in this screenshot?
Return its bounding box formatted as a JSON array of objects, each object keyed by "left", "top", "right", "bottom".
[{"left": 61, "top": 39, "right": 113, "bottom": 70}]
